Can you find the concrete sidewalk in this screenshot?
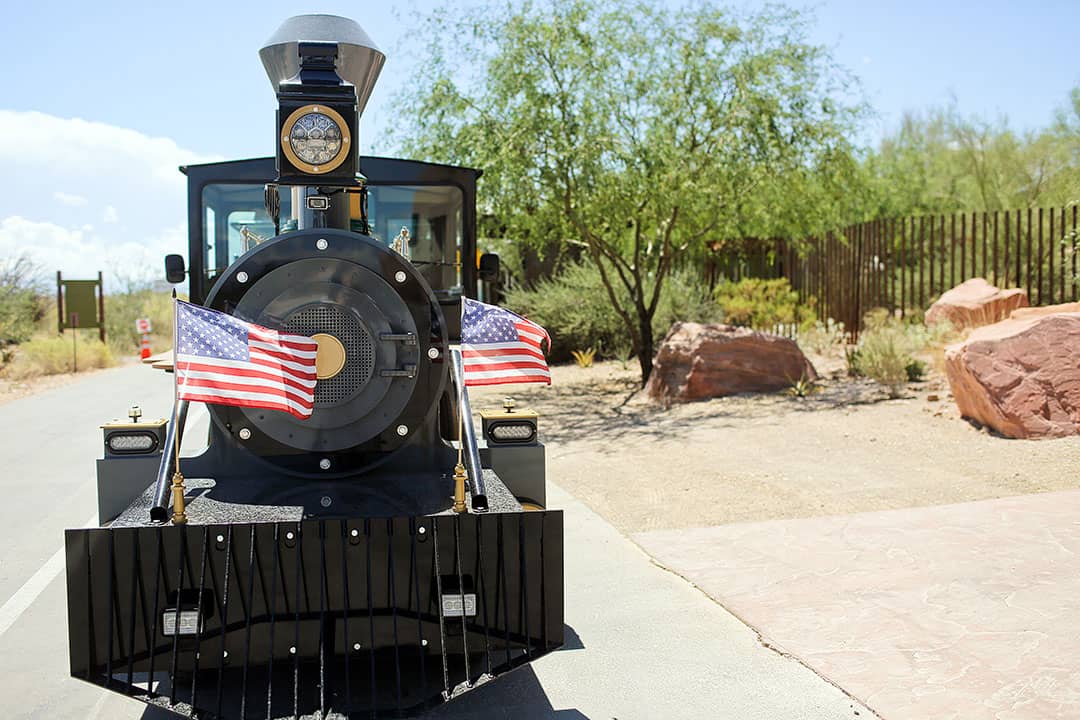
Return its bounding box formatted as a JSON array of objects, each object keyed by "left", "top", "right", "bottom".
[
  {"left": 0, "top": 364, "right": 868, "bottom": 719},
  {"left": 636, "top": 490, "right": 1080, "bottom": 720}
]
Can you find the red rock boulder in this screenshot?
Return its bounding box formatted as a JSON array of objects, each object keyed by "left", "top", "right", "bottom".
[
  {"left": 646, "top": 322, "right": 817, "bottom": 402},
  {"left": 944, "top": 310, "right": 1080, "bottom": 439},
  {"left": 926, "top": 278, "right": 1028, "bottom": 330}
]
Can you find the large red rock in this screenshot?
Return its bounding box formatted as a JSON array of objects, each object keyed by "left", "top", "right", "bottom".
[
  {"left": 1010, "top": 301, "right": 1080, "bottom": 321},
  {"left": 647, "top": 322, "right": 817, "bottom": 402},
  {"left": 926, "top": 278, "right": 1028, "bottom": 330},
  {"left": 944, "top": 310, "right": 1080, "bottom": 439}
]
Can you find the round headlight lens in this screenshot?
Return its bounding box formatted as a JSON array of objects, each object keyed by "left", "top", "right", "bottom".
[{"left": 288, "top": 112, "right": 343, "bottom": 166}]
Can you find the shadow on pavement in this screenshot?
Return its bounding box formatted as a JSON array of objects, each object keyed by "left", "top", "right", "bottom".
[{"left": 426, "top": 666, "right": 588, "bottom": 719}]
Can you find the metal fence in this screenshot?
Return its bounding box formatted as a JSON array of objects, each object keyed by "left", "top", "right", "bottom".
[{"left": 707, "top": 207, "right": 1080, "bottom": 337}]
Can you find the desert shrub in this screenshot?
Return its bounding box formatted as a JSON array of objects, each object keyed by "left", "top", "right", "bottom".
[
  {"left": 505, "top": 262, "right": 721, "bottom": 362},
  {"left": 849, "top": 309, "right": 942, "bottom": 396},
  {"left": 905, "top": 358, "right": 927, "bottom": 382},
  {"left": 0, "top": 255, "right": 47, "bottom": 350},
  {"left": 105, "top": 290, "right": 175, "bottom": 356},
  {"left": 798, "top": 318, "right": 847, "bottom": 355},
  {"left": 713, "top": 278, "right": 816, "bottom": 330},
  {"left": 2, "top": 333, "right": 115, "bottom": 380}
]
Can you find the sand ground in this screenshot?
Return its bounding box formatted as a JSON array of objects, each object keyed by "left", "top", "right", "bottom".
[{"left": 472, "top": 357, "right": 1080, "bottom": 533}]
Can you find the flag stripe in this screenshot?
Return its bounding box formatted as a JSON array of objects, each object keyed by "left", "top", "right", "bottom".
[
  {"left": 249, "top": 339, "right": 317, "bottom": 359},
  {"left": 176, "top": 391, "right": 312, "bottom": 419},
  {"left": 249, "top": 349, "right": 319, "bottom": 375},
  {"left": 461, "top": 356, "right": 549, "bottom": 371},
  {"left": 177, "top": 355, "right": 317, "bottom": 387},
  {"left": 178, "top": 368, "right": 317, "bottom": 401},
  {"left": 461, "top": 373, "right": 552, "bottom": 386}
]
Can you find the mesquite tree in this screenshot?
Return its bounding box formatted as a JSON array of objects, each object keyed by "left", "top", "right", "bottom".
[{"left": 394, "top": 1, "right": 862, "bottom": 384}]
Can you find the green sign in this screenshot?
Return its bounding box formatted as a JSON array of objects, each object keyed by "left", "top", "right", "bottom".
[{"left": 57, "top": 272, "right": 105, "bottom": 342}]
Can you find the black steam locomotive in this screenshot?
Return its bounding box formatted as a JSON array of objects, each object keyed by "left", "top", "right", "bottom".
[{"left": 64, "top": 15, "right": 563, "bottom": 719}]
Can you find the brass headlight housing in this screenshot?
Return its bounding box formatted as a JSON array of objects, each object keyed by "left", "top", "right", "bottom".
[{"left": 280, "top": 104, "right": 351, "bottom": 174}]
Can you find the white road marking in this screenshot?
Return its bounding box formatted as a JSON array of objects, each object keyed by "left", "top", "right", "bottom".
[{"left": 0, "top": 513, "right": 97, "bottom": 638}]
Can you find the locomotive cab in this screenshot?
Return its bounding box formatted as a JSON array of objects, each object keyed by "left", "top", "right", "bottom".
[{"left": 64, "top": 14, "right": 563, "bottom": 719}]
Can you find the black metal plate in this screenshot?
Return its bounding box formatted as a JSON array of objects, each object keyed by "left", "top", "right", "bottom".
[{"left": 65, "top": 512, "right": 563, "bottom": 719}]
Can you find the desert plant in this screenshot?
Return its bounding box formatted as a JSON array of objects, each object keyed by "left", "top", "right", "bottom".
[
  {"left": 570, "top": 348, "right": 596, "bottom": 368},
  {"left": 798, "top": 318, "right": 847, "bottom": 355},
  {"left": 1, "top": 333, "right": 115, "bottom": 380},
  {"left": 505, "top": 262, "right": 721, "bottom": 363},
  {"left": 714, "top": 277, "right": 816, "bottom": 330},
  {"left": 786, "top": 374, "right": 820, "bottom": 398},
  {"left": 855, "top": 328, "right": 910, "bottom": 397},
  {"left": 0, "top": 255, "right": 47, "bottom": 351},
  {"left": 905, "top": 358, "right": 927, "bottom": 382}
]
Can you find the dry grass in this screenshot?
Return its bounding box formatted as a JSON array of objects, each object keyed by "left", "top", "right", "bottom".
[{"left": 1, "top": 331, "right": 115, "bottom": 380}]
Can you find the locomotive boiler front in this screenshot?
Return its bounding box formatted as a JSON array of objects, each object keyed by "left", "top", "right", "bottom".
[{"left": 202, "top": 228, "right": 448, "bottom": 475}]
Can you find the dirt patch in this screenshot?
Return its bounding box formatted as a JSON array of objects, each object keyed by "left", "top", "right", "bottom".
[{"left": 472, "top": 359, "right": 1080, "bottom": 534}]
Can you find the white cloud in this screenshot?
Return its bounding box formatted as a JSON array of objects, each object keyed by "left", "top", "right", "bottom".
[
  {"left": 54, "top": 191, "right": 88, "bottom": 207},
  {"left": 0, "top": 111, "right": 220, "bottom": 290}
]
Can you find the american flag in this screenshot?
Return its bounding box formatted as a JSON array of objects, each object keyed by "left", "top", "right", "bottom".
[
  {"left": 461, "top": 297, "right": 550, "bottom": 386},
  {"left": 174, "top": 301, "right": 319, "bottom": 419}
]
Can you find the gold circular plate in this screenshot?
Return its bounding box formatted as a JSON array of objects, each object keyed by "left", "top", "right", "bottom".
[
  {"left": 280, "top": 104, "right": 351, "bottom": 175},
  {"left": 312, "top": 333, "right": 346, "bottom": 380}
]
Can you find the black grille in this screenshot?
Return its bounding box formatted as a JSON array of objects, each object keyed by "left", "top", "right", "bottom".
[{"left": 283, "top": 305, "right": 375, "bottom": 406}]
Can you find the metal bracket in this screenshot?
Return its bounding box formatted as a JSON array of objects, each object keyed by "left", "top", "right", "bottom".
[
  {"left": 379, "top": 332, "right": 417, "bottom": 345},
  {"left": 379, "top": 363, "right": 416, "bottom": 378}
]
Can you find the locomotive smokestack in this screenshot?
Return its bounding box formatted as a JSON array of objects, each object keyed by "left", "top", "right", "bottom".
[{"left": 259, "top": 14, "right": 385, "bottom": 116}]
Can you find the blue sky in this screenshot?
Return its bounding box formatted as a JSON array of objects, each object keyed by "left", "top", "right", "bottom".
[{"left": 3, "top": 0, "right": 1079, "bottom": 285}]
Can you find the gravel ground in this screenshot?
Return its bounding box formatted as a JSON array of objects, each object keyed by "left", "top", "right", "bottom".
[{"left": 471, "top": 357, "right": 1080, "bottom": 534}]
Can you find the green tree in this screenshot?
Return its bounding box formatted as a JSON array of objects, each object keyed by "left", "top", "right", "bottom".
[{"left": 393, "top": 1, "right": 863, "bottom": 384}]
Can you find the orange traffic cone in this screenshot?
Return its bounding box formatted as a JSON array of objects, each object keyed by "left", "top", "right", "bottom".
[{"left": 140, "top": 334, "right": 151, "bottom": 360}]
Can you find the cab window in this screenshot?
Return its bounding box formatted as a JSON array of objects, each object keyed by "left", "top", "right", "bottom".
[
  {"left": 201, "top": 184, "right": 290, "bottom": 286},
  {"left": 364, "top": 185, "right": 463, "bottom": 298}
]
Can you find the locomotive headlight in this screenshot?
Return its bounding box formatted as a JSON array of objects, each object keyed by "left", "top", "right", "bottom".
[{"left": 281, "top": 104, "right": 351, "bottom": 174}]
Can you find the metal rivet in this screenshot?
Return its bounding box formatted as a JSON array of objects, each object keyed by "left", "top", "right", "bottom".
[
  {"left": 421, "top": 639, "right": 428, "bottom": 647},
  {"left": 316, "top": 238, "right": 328, "bottom": 251},
  {"left": 236, "top": 271, "right": 248, "bottom": 283},
  {"left": 289, "top": 646, "right": 296, "bottom": 655},
  {"left": 396, "top": 425, "right": 408, "bottom": 436},
  {"left": 427, "top": 347, "right": 439, "bottom": 359},
  {"left": 417, "top": 526, "right": 426, "bottom": 535},
  {"left": 286, "top": 531, "right": 295, "bottom": 540},
  {"left": 394, "top": 271, "right": 406, "bottom": 283},
  {"left": 353, "top": 642, "right": 361, "bottom": 651},
  {"left": 320, "top": 495, "right": 332, "bottom": 508},
  {"left": 223, "top": 650, "right": 228, "bottom": 659},
  {"left": 350, "top": 528, "right": 359, "bottom": 538},
  {"left": 319, "top": 458, "right": 331, "bottom": 470},
  {"left": 238, "top": 428, "right": 251, "bottom": 440},
  {"left": 216, "top": 534, "right": 225, "bottom": 543}
]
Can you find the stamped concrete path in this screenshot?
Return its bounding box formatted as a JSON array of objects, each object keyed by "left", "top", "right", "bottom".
[{"left": 636, "top": 490, "right": 1080, "bottom": 720}]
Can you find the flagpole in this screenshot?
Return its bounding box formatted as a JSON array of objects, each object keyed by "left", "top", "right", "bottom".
[
  {"left": 170, "top": 291, "right": 187, "bottom": 525},
  {"left": 452, "top": 296, "right": 468, "bottom": 513}
]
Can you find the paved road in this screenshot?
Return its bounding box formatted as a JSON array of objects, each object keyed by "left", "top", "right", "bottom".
[{"left": 0, "top": 364, "right": 869, "bottom": 719}]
